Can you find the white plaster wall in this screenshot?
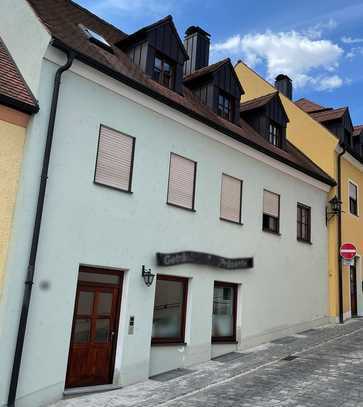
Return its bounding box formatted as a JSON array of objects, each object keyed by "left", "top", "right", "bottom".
[
  {"left": 0, "top": 57, "right": 329, "bottom": 406},
  {"left": 0, "top": 0, "right": 50, "bottom": 97}
]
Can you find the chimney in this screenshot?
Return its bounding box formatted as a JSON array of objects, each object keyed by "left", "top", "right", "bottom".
[
  {"left": 275, "top": 74, "right": 293, "bottom": 100},
  {"left": 183, "top": 26, "right": 210, "bottom": 77}
]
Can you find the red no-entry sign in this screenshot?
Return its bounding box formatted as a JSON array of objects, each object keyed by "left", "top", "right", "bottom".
[{"left": 340, "top": 243, "right": 357, "bottom": 260}]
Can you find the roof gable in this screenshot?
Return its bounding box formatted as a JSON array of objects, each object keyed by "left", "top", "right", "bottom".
[
  {"left": 295, "top": 98, "right": 326, "bottom": 113},
  {"left": 240, "top": 92, "right": 289, "bottom": 123},
  {"left": 117, "top": 16, "right": 189, "bottom": 63},
  {"left": 184, "top": 58, "right": 244, "bottom": 96}
]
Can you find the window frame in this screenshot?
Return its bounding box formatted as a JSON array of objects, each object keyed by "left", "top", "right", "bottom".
[
  {"left": 151, "top": 275, "right": 188, "bottom": 345},
  {"left": 166, "top": 152, "right": 197, "bottom": 212},
  {"left": 297, "top": 203, "right": 312, "bottom": 243},
  {"left": 268, "top": 121, "right": 282, "bottom": 148},
  {"left": 348, "top": 180, "right": 359, "bottom": 217},
  {"left": 217, "top": 90, "right": 235, "bottom": 122},
  {"left": 220, "top": 173, "right": 243, "bottom": 225},
  {"left": 262, "top": 189, "right": 280, "bottom": 235},
  {"left": 211, "top": 281, "right": 238, "bottom": 344},
  {"left": 94, "top": 124, "right": 136, "bottom": 193},
  {"left": 152, "top": 53, "right": 176, "bottom": 90}
]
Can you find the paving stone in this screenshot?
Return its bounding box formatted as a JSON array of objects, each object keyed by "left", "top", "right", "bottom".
[{"left": 50, "top": 319, "right": 363, "bottom": 407}]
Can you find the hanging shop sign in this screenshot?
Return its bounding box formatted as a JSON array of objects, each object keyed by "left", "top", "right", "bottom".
[{"left": 156, "top": 251, "right": 254, "bottom": 270}]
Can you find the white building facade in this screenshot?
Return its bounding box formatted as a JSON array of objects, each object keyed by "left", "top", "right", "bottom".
[{"left": 0, "top": 1, "right": 333, "bottom": 406}]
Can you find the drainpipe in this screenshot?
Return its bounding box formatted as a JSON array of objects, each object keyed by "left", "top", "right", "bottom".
[
  {"left": 337, "top": 143, "right": 346, "bottom": 324},
  {"left": 7, "top": 50, "right": 74, "bottom": 407}
]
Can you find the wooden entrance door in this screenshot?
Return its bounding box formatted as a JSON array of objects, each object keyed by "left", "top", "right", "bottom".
[
  {"left": 350, "top": 263, "right": 358, "bottom": 317},
  {"left": 66, "top": 268, "right": 122, "bottom": 388}
]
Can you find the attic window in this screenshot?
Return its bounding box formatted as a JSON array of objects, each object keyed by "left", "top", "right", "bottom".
[
  {"left": 79, "top": 24, "right": 113, "bottom": 53},
  {"left": 268, "top": 121, "right": 282, "bottom": 148},
  {"left": 152, "top": 54, "right": 175, "bottom": 90},
  {"left": 217, "top": 91, "right": 234, "bottom": 121}
]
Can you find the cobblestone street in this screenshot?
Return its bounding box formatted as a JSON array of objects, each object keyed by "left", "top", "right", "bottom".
[{"left": 52, "top": 320, "right": 363, "bottom": 407}]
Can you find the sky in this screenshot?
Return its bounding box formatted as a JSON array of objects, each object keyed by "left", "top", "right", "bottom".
[{"left": 76, "top": 0, "right": 363, "bottom": 125}]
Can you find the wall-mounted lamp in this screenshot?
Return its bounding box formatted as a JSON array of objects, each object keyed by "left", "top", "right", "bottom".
[
  {"left": 326, "top": 195, "right": 343, "bottom": 223},
  {"left": 142, "top": 265, "right": 155, "bottom": 287}
]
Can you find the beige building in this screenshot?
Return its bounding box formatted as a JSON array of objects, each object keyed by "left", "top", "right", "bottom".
[{"left": 0, "top": 36, "right": 38, "bottom": 297}]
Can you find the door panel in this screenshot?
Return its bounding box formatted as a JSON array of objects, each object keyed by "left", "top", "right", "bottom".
[
  {"left": 66, "top": 275, "right": 121, "bottom": 388},
  {"left": 350, "top": 264, "right": 358, "bottom": 317}
]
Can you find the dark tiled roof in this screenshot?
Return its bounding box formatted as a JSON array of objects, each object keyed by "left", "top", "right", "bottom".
[
  {"left": 310, "top": 107, "right": 347, "bottom": 123},
  {"left": 0, "top": 37, "right": 38, "bottom": 114},
  {"left": 240, "top": 92, "right": 277, "bottom": 112},
  {"left": 353, "top": 125, "right": 363, "bottom": 136},
  {"left": 25, "top": 0, "right": 335, "bottom": 186},
  {"left": 295, "top": 98, "right": 326, "bottom": 113}
]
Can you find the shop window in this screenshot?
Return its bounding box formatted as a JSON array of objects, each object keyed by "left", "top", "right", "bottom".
[
  {"left": 212, "top": 282, "right": 237, "bottom": 342},
  {"left": 152, "top": 275, "right": 188, "bottom": 344}
]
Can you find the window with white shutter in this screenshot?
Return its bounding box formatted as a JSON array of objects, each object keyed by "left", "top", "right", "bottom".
[
  {"left": 262, "top": 190, "right": 280, "bottom": 233},
  {"left": 94, "top": 125, "right": 135, "bottom": 192},
  {"left": 167, "top": 153, "right": 196, "bottom": 210},
  {"left": 220, "top": 174, "right": 242, "bottom": 224}
]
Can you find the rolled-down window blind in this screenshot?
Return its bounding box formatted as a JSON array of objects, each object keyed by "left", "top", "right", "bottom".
[
  {"left": 263, "top": 190, "right": 279, "bottom": 217},
  {"left": 167, "top": 153, "right": 196, "bottom": 209},
  {"left": 220, "top": 174, "right": 242, "bottom": 222},
  {"left": 95, "top": 126, "right": 135, "bottom": 191}
]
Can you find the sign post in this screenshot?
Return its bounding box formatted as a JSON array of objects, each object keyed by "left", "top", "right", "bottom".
[{"left": 340, "top": 243, "right": 357, "bottom": 266}]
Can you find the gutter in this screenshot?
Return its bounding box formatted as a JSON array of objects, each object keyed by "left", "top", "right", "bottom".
[
  {"left": 337, "top": 143, "right": 346, "bottom": 324},
  {"left": 7, "top": 49, "right": 74, "bottom": 407},
  {"left": 51, "top": 38, "right": 336, "bottom": 188},
  {"left": 0, "top": 94, "right": 39, "bottom": 115}
]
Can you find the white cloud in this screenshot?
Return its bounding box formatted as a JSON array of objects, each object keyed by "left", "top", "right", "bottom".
[
  {"left": 211, "top": 30, "right": 345, "bottom": 91},
  {"left": 303, "top": 19, "right": 337, "bottom": 39},
  {"left": 341, "top": 36, "right": 363, "bottom": 44},
  {"left": 346, "top": 46, "right": 363, "bottom": 59}
]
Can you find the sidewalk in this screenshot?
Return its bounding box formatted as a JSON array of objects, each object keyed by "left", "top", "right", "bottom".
[{"left": 50, "top": 319, "right": 363, "bottom": 407}]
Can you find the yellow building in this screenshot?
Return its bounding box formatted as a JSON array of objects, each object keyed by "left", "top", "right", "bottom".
[
  {"left": 0, "top": 37, "right": 38, "bottom": 297},
  {"left": 235, "top": 61, "right": 363, "bottom": 322}
]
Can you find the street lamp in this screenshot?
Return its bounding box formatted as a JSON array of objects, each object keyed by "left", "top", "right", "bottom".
[
  {"left": 326, "top": 195, "right": 342, "bottom": 223},
  {"left": 142, "top": 265, "right": 155, "bottom": 287}
]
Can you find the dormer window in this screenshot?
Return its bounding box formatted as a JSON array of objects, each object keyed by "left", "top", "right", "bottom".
[
  {"left": 152, "top": 55, "right": 175, "bottom": 89},
  {"left": 218, "top": 91, "right": 234, "bottom": 121},
  {"left": 268, "top": 122, "right": 282, "bottom": 148}
]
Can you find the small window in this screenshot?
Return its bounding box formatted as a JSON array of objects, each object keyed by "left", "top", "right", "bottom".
[
  {"left": 220, "top": 174, "right": 242, "bottom": 224},
  {"left": 217, "top": 91, "right": 234, "bottom": 121},
  {"left": 152, "top": 275, "right": 188, "bottom": 344},
  {"left": 297, "top": 203, "right": 311, "bottom": 243},
  {"left": 212, "top": 282, "right": 237, "bottom": 342},
  {"left": 268, "top": 122, "right": 282, "bottom": 148},
  {"left": 79, "top": 24, "right": 113, "bottom": 53},
  {"left": 167, "top": 153, "right": 197, "bottom": 211},
  {"left": 152, "top": 55, "right": 175, "bottom": 89},
  {"left": 94, "top": 125, "right": 135, "bottom": 192},
  {"left": 349, "top": 181, "right": 358, "bottom": 216},
  {"left": 263, "top": 190, "right": 280, "bottom": 234}
]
